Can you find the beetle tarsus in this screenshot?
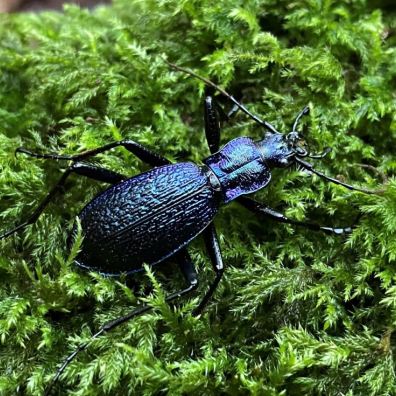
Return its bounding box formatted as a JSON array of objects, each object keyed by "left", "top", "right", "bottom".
[{"left": 15, "top": 147, "right": 72, "bottom": 160}]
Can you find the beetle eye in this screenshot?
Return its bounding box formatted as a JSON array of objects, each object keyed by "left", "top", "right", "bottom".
[{"left": 286, "top": 132, "right": 299, "bottom": 143}]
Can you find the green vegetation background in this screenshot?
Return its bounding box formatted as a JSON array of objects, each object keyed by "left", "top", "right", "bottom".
[{"left": 1, "top": 0, "right": 396, "bottom": 394}]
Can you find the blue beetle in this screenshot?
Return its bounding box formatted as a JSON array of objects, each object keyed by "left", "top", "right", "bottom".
[{"left": 0, "top": 68, "right": 375, "bottom": 393}]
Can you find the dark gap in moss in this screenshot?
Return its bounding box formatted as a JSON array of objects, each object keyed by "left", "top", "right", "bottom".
[{"left": 259, "top": 13, "right": 287, "bottom": 38}]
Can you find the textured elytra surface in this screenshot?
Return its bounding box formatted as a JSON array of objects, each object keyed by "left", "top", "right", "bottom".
[{"left": 74, "top": 163, "right": 220, "bottom": 274}]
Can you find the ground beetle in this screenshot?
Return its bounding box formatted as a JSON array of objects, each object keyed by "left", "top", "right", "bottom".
[{"left": 0, "top": 63, "right": 377, "bottom": 394}]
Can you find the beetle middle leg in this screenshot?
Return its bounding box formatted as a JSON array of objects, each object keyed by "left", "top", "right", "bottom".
[
  {"left": 16, "top": 139, "right": 171, "bottom": 167},
  {"left": 237, "top": 196, "right": 353, "bottom": 235},
  {"left": 193, "top": 223, "right": 224, "bottom": 315},
  {"left": 0, "top": 162, "right": 127, "bottom": 239}
]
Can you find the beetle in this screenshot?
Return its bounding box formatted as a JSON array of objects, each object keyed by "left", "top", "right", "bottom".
[{"left": 0, "top": 65, "right": 376, "bottom": 394}]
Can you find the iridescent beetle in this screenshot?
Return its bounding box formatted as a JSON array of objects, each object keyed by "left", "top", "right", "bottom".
[{"left": 0, "top": 62, "right": 376, "bottom": 394}]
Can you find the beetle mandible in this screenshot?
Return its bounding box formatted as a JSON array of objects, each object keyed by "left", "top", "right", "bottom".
[{"left": 0, "top": 64, "right": 377, "bottom": 393}]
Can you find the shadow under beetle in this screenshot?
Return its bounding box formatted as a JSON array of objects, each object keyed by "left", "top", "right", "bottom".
[{"left": 0, "top": 65, "right": 377, "bottom": 394}]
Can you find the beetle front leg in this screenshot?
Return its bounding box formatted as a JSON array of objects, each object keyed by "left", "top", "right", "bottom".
[
  {"left": 204, "top": 95, "right": 221, "bottom": 154},
  {"left": 237, "top": 196, "right": 353, "bottom": 235},
  {"left": 0, "top": 163, "right": 127, "bottom": 240},
  {"left": 203, "top": 92, "right": 264, "bottom": 154},
  {"left": 193, "top": 224, "right": 224, "bottom": 315},
  {"left": 292, "top": 106, "right": 310, "bottom": 132},
  {"left": 204, "top": 91, "right": 243, "bottom": 154}
]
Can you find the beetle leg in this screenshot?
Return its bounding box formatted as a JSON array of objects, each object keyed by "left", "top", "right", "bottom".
[
  {"left": 237, "top": 196, "right": 353, "bottom": 235},
  {"left": 175, "top": 248, "right": 200, "bottom": 294},
  {"left": 203, "top": 92, "right": 250, "bottom": 154},
  {"left": 204, "top": 94, "right": 240, "bottom": 154},
  {"left": 82, "top": 250, "right": 198, "bottom": 333},
  {"left": 204, "top": 95, "right": 221, "bottom": 154},
  {"left": 45, "top": 249, "right": 198, "bottom": 395},
  {"left": 166, "top": 60, "right": 279, "bottom": 133},
  {"left": 16, "top": 139, "right": 171, "bottom": 167},
  {"left": 193, "top": 224, "right": 224, "bottom": 315},
  {"left": 0, "top": 162, "right": 127, "bottom": 240},
  {"left": 211, "top": 90, "right": 242, "bottom": 122}
]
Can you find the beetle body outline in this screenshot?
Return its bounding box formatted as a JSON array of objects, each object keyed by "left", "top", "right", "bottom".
[{"left": 0, "top": 69, "right": 378, "bottom": 394}]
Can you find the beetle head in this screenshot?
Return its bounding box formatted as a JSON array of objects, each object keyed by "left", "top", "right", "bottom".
[
  {"left": 285, "top": 130, "right": 309, "bottom": 157},
  {"left": 257, "top": 132, "right": 297, "bottom": 168},
  {"left": 258, "top": 106, "right": 331, "bottom": 168},
  {"left": 285, "top": 106, "right": 332, "bottom": 161},
  {"left": 285, "top": 105, "right": 310, "bottom": 159}
]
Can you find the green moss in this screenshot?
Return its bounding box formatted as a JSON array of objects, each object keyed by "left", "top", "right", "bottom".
[{"left": 1, "top": 0, "right": 396, "bottom": 394}]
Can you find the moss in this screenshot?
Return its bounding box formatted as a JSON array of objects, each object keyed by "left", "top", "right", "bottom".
[{"left": 1, "top": 0, "right": 396, "bottom": 394}]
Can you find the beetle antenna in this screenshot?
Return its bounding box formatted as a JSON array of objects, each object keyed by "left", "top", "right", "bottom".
[
  {"left": 295, "top": 157, "right": 381, "bottom": 194},
  {"left": 164, "top": 59, "right": 279, "bottom": 133},
  {"left": 292, "top": 106, "right": 310, "bottom": 132}
]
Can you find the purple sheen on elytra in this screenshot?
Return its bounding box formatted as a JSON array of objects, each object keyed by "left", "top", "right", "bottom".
[
  {"left": 204, "top": 137, "right": 271, "bottom": 203},
  {"left": 74, "top": 163, "right": 220, "bottom": 274}
]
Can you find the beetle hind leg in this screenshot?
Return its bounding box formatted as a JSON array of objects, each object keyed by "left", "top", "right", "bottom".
[
  {"left": 88, "top": 250, "right": 199, "bottom": 331},
  {"left": 44, "top": 249, "right": 198, "bottom": 395},
  {"left": 0, "top": 163, "right": 126, "bottom": 240}
]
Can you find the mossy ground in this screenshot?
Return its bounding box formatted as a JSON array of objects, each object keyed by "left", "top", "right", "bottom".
[{"left": 1, "top": 1, "right": 396, "bottom": 395}]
